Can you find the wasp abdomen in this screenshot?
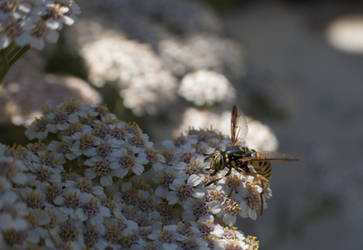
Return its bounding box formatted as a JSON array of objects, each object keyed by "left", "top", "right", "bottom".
[{"left": 252, "top": 161, "right": 272, "bottom": 178}]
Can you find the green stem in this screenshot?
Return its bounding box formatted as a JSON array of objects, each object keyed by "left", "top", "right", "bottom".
[
  {"left": 8, "top": 45, "right": 30, "bottom": 67},
  {"left": 5, "top": 42, "right": 19, "bottom": 60},
  {"left": 0, "top": 49, "right": 10, "bottom": 84},
  {"left": 0, "top": 44, "right": 30, "bottom": 84}
]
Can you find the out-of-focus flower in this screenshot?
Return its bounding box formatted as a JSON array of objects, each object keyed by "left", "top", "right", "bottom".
[
  {"left": 178, "top": 70, "right": 235, "bottom": 106},
  {"left": 132, "top": 0, "right": 221, "bottom": 33},
  {"left": 65, "top": 0, "right": 245, "bottom": 116},
  {"left": 0, "top": 100, "right": 270, "bottom": 249},
  {"left": 80, "top": 32, "right": 177, "bottom": 115},
  {"left": 0, "top": 52, "right": 101, "bottom": 125},
  {"left": 326, "top": 15, "right": 363, "bottom": 54},
  {"left": 245, "top": 119, "right": 278, "bottom": 152},
  {"left": 0, "top": 0, "right": 81, "bottom": 49},
  {"left": 174, "top": 108, "right": 278, "bottom": 152},
  {"left": 82, "top": 0, "right": 221, "bottom": 34},
  {"left": 160, "top": 34, "right": 244, "bottom": 77}
]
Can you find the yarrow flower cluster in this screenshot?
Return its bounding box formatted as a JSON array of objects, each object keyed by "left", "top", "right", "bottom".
[
  {"left": 80, "top": 31, "right": 177, "bottom": 115},
  {"left": 159, "top": 34, "right": 244, "bottom": 78},
  {"left": 178, "top": 70, "right": 235, "bottom": 106},
  {"left": 0, "top": 0, "right": 80, "bottom": 49},
  {"left": 0, "top": 51, "right": 102, "bottom": 125},
  {"left": 0, "top": 100, "right": 268, "bottom": 249},
  {"left": 66, "top": 0, "right": 244, "bottom": 115}
]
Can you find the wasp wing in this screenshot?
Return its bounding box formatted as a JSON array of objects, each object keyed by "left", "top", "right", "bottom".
[
  {"left": 231, "top": 105, "right": 248, "bottom": 146},
  {"left": 238, "top": 151, "right": 299, "bottom": 163}
]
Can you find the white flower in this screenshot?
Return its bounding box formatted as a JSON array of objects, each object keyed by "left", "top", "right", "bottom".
[
  {"left": 166, "top": 173, "right": 205, "bottom": 205},
  {"left": 79, "top": 196, "right": 110, "bottom": 226},
  {"left": 25, "top": 117, "right": 50, "bottom": 140},
  {"left": 0, "top": 203, "right": 28, "bottom": 230},
  {"left": 108, "top": 147, "right": 148, "bottom": 178},
  {"left": 71, "top": 131, "right": 97, "bottom": 157},
  {"left": 1, "top": 102, "right": 271, "bottom": 249},
  {"left": 2, "top": 71, "right": 102, "bottom": 126},
  {"left": 0, "top": 0, "right": 81, "bottom": 49},
  {"left": 48, "top": 137, "right": 79, "bottom": 160},
  {"left": 123, "top": 219, "right": 138, "bottom": 235},
  {"left": 78, "top": 31, "right": 177, "bottom": 115},
  {"left": 179, "top": 70, "right": 235, "bottom": 106},
  {"left": 245, "top": 119, "right": 278, "bottom": 151}
]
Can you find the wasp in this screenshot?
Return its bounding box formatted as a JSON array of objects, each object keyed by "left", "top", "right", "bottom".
[{"left": 204, "top": 105, "right": 298, "bottom": 215}]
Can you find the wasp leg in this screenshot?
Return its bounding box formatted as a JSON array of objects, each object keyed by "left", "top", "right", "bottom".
[
  {"left": 228, "top": 187, "right": 234, "bottom": 197},
  {"left": 204, "top": 169, "right": 220, "bottom": 186},
  {"left": 242, "top": 166, "right": 270, "bottom": 216},
  {"left": 210, "top": 168, "right": 219, "bottom": 176},
  {"left": 255, "top": 175, "right": 269, "bottom": 216},
  {"left": 205, "top": 167, "right": 232, "bottom": 187},
  {"left": 259, "top": 180, "right": 265, "bottom": 216}
]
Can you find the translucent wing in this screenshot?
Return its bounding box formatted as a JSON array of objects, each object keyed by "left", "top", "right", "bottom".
[
  {"left": 239, "top": 151, "right": 299, "bottom": 163},
  {"left": 231, "top": 105, "right": 248, "bottom": 146}
]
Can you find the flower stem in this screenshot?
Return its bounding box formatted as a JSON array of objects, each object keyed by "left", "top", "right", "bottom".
[
  {"left": 6, "top": 42, "right": 20, "bottom": 61},
  {"left": 0, "top": 49, "right": 10, "bottom": 84},
  {"left": 0, "top": 44, "right": 30, "bottom": 84},
  {"left": 8, "top": 45, "right": 30, "bottom": 67}
]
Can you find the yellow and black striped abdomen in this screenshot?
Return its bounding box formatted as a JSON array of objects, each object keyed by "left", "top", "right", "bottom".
[{"left": 252, "top": 160, "right": 272, "bottom": 178}]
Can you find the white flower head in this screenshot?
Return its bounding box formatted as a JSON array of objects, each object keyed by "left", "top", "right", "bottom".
[
  {"left": 0, "top": 0, "right": 81, "bottom": 49},
  {"left": 109, "top": 146, "right": 148, "bottom": 179},
  {"left": 1, "top": 101, "right": 270, "bottom": 249},
  {"left": 78, "top": 31, "right": 177, "bottom": 115},
  {"left": 179, "top": 70, "right": 235, "bottom": 106}
]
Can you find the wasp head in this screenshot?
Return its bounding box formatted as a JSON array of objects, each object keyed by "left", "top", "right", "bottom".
[{"left": 204, "top": 150, "right": 224, "bottom": 171}]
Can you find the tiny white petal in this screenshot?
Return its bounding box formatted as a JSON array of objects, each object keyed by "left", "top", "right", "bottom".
[
  {"left": 92, "top": 186, "right": 105, "bottom": 197},
  {"left": 63, "top": 15, "right": 75, "bottom": 25},
  {"left": 84, "top": 169, "right": 97, "bottom": 179},
  {"left": 100, "top": 175, "right": 112, "bottom": 186},
  {"left": 162, "top": 243, "right": 178, "bottom": 250},
  {"left": 12, "top": 173, "right": 27, "bottom": 184},
  {"left": 155, "top": 186, "right": 168, "bottom": 198},
  {"left": 132, "top": 164, "right": 144, "bottom": 175},
  {"left": 76, "top": 209, "right": 87, "bottom": 221},
  {"left": 53, "top": 196, "right": 64, "bottom": 205},
  {"left": 166, "top": 192, "right": 178, "bottom": 205},
  {"left": 27, "top": 230, "right": 40, "bottom": 244},
  {"left": 187, "top": 174, "right": 202, "bottom": 186},
  {"left": 249, "top": 209, "right": 257, "bottom": 220},
  {"left": 223, "top": 213, "right": 236, "bottom": 226},
  {"left": 192, "top": 188, "right": 205, "bottom": 199}
]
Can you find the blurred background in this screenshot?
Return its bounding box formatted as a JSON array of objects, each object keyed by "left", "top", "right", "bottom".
[{"left": 1, "top": 0, "right": 363, "bottom": 249}]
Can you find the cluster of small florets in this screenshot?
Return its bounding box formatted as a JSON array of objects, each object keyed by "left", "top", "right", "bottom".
[
  {"left": 0, "top": 101, "right": 265, "bottom": 249},
  {"left": 159, "top": 34, "right": 244, "bottom": 78},
  {"left": 0, "top": 0, "right": 80, "bottom": 49},
  {"left": 178, "top": 70, "right": 236, "bottom": 106},
  {"left": 79, "top": 31, "right": 177, "bottom": 115},
  {"left": 66, "top": 0, "right": 244, "bottom": 115},
  {"left": 0, "top": 51, "right": 102, "bottom": 126}
]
